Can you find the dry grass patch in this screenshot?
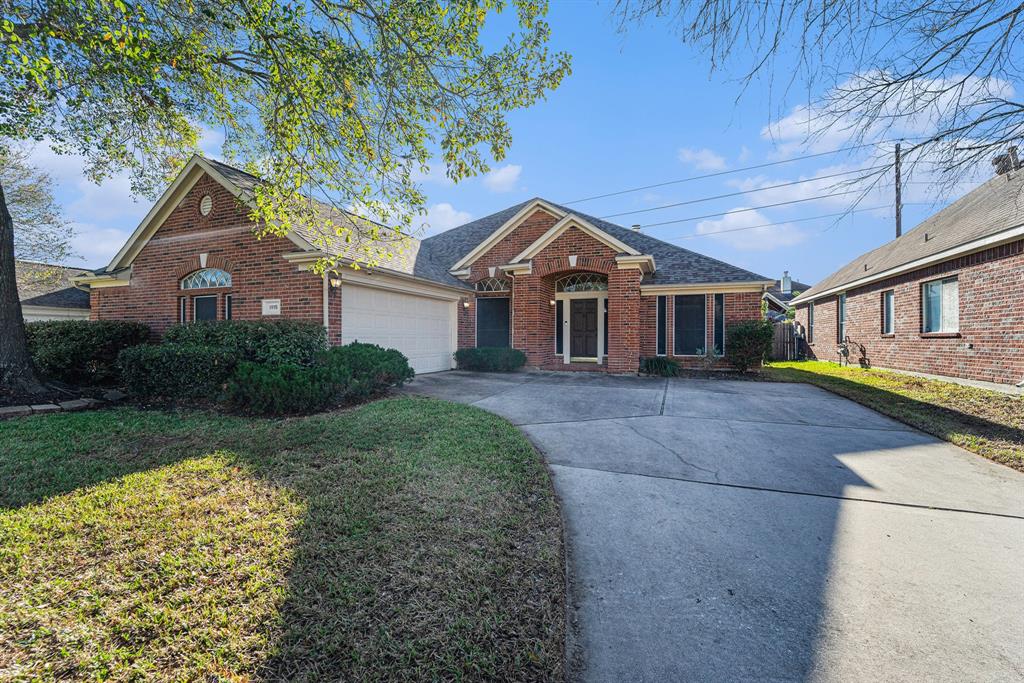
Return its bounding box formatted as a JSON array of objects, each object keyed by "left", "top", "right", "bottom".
[
  {"left": 764, "top": 361, "right": 1023, "bottom": 471},
  {"left": 0, "top": 398, "right": 564, "bottom": 681}
]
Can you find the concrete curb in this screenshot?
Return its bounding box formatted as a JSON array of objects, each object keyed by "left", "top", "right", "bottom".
[{"left": 0, "top": 397, "right": 106, "bottom": 420}]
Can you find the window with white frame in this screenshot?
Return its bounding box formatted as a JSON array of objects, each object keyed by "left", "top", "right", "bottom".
[
  {"left": 881, "top": 290, "right": 894, "bottom": 335},
  {"left": 181, "top": 268, "right": 231, "bottom": 289},
  {"left": 922, "top": 277, "right": 958, "bottom": 333},
  {"left": 837, "top": 293, "right": 846, "bottom": 343}
]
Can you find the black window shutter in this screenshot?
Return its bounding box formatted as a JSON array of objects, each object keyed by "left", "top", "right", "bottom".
[
  {"left": 656, "top": 296, "right": 666, "bottom": 355},
  {"left": 713, "top": 293, "right": 724, "bottom": 354}
]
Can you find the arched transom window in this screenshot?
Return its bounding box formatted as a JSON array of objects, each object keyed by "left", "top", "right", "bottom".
[
  {"left": 556, "top": 273, "right": 607, "bottom": 292},
  {"left": 475, "top": 277, "right": 511, "bottom": 293},
  {"left": 181, "top": 268, "right": 232, "bottom": 290}
]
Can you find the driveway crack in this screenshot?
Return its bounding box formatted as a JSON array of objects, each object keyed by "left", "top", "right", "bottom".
[{"left": 613, "top": 419, "right": 721, "bottom": 481}]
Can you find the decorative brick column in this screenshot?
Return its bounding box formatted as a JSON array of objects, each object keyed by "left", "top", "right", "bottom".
[
  {"left": 607, "top": 268, "right": 642, "bottom": 373},
  {"left": 512, "top": 273, "right": 556, "bottom": 366}
]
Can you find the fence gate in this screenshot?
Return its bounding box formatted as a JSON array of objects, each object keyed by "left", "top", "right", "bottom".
[{"left": 771, "top": 322, "right": 798, "bottom": 361}]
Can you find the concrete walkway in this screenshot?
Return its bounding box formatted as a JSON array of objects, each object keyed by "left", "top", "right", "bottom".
[{"left": 405, "top": 371, "right": 1024, "bottom": 682}]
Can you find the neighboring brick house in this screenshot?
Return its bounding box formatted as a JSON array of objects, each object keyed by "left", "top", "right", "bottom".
[
  {"left": 16, "top": 260, "right": 92, "bottom": 321},
  {"left": 792, "top": 169, "right": 1024, "bottom": 386},
  {"left": 76, "top": 155, "right": 772, "bottom": 374}
]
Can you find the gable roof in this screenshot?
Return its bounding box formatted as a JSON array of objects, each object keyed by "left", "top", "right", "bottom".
[
  {"left": 792, "top": 171, "right": 1024, "bottom": 304},
  {"left": 420, "top": 198, "right": 772, "bottom": 286},
  {"left": 87, "top": 157, "right": 771, "bottom": 291}
]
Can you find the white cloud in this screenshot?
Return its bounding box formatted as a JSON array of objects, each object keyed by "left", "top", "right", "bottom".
[
  {"left": 482, "top": 164, "right": 522, "bottom": 193},
  {"left": 694, "top": 209, "right": 807, "bottom": 251},
  {"left": 762, "top": 73, "right": 1016, "bottom": 158},
  {"left": 410, "top": 160, "right": 455, "bottom": 186},
  {"left": 677, "top": 147, "right": 727, "bottom": 171},
  {"left": 68, "top": 223, "right": 133, "bottom": 267},
  {"left": 418, "top": 203, "right": 472, "bottom": 236}
]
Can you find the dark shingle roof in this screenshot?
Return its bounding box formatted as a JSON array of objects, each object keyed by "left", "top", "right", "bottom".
[
  {"left": 794, "top": 171, "right": 1024, "bottom": 303},
  {"left": 420, "top": 198, "right": 772, "bottom": 286},
  {"left": 202, "top": 158, "right": 771, "bottom": 288},
  {"left": 16, "top": 260, "right": 92, "bottom": 309},
  {"left": 204, "top": 158, "right": 467, "bottom": 288},
  {"left": 21, "top": 286, "right": 91, "bottom": 309},
  {"left": 766, "top": 279, "right": 812, "bottom": 304}
]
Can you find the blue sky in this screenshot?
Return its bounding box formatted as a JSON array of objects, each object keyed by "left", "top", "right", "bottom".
[{"left": 34, "top": 2, "right": 1002, "bottom": 286}]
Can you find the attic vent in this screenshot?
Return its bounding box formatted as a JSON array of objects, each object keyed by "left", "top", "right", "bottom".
[
  {"left": 924, "top": 232, "right": 930, "bottom": 241},
  {"left": 199, "top": 194, "right": 213, "bottom": 216}
]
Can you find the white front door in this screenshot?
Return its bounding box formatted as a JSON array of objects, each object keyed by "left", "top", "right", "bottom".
[{"left": 341, "top": 283, "right": 456, "bottom": 374}]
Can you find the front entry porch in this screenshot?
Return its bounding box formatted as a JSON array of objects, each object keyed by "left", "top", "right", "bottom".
[{"left": 554, "top": 273, "right": 608, "bottom": 366}]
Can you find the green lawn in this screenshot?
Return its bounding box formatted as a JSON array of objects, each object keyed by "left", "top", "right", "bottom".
[
  {"left": 764, "top": 361, "right": 1023, "bottom": 471},
  {"left": 0, "top": 398, "right": 565, "bottom": 681}
]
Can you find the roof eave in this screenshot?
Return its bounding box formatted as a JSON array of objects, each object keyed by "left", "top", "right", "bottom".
[{"left": 791, "top": 222, "right": 1024, "bottom": 305}]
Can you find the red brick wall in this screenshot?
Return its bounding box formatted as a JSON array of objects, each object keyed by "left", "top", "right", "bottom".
[
  {"left": 638, "top": 291, "right": 763, "bottom": 368},
  {"left": 467, "top": 208, "right": 559, "bottom": 280},
  {"left": 90, "top": 173, "right": 326, "bottom": 339},
  {"left": 454, "top": 209, "right": 765, "bottom": 373},
  {"left": 795, "top": 240, "right": 1024, "bottom": 385}
]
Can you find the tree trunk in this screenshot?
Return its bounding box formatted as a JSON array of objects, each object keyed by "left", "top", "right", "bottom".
[{"left": 0, "top": 178, "right": 47, "bottom": 396}]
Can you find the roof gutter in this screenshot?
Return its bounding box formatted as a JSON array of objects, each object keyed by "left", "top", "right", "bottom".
[
  {"left": 791, "top": 223, "right": 1024, "bottom": 305},
  {"left": 282, "top": 250, "right": 471, "bottom": 295},
  {"left": 640, "top": 280, "right": 775, "bottom": 296}
]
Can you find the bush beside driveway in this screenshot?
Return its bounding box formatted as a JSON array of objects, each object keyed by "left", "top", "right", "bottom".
[
  {"left": 0, "top": 398, "right": 565, "bottom": 681},
  {"left": 764, "top": 361, "right": 1023, "bottom": 471}
]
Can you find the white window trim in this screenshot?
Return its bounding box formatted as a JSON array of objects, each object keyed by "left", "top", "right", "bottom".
[
  {"left": 713, "top": 293, "right": 726, "bottom": 356},
  {"left": 882, "top": 289, "right": 894, "bottom": 335},
  {"left": 921, "top": 276, "right": 959, "bottom": 333},
  {"left": 556, "top": 291, "right": 607, "bottom": 364},
  {"left": 837, "top": 292, "right": 847, "bottom": 343}
]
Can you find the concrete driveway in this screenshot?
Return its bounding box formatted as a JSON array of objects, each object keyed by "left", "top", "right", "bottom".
[{"left": 405, "top": 371, "right": 1024, "bottom": 682}]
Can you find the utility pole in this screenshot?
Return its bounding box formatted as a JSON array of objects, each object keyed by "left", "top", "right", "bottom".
[{"left": 894, "top": 142, "right": 902, "bottom": 238}]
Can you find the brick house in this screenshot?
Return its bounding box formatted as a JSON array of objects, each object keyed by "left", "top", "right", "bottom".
[
  {"left": 76, "top": 155, "right": 773, "bottom": 374},
  {"left": 791, "top": 170, "right": 1024, "bottom": 386}
]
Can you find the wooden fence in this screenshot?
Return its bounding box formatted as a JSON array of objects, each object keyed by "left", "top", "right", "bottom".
[{"left": 771, "top": 322, "right": 799, "bottom": 361}]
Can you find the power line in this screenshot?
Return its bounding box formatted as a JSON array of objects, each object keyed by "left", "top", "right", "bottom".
[
  {"left": 599, "top": 165, "right": 884, "bottom": 219},
  {"left": 562, "top": 141, "right": 893, "bottom": 205},
  {"left": 635, "top": 191, "right": 865, "bottom": 229},
  {"left": 673, "top": 206, "right": 888, "bottom": 240}
]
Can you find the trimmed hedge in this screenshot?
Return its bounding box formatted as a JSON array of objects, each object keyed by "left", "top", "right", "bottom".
[
  {"left": 223, "top": 361, "right": 352, "bottom": 416},
  {"left": 118, "top": 344, "right": 237, "bottom": 401},
  {"left": 725, "top": 320, "right": 774, "bottom": 372},
  {"left": 162, "top": 320, "right": 326, "bottom": 365},
  {"left": 639, "top": 356, "right": 681, "bottom": 377},
  {"left": 454, "top": 347, "right": 527, "bottom": 372},
  {"left": 26, "top": 320, "right": 150, "bottom": 384},
  {"left": 320, "top": 342, "right": 415, "bottom": 401}
]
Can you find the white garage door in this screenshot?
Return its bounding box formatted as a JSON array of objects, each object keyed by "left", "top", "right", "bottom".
[{"left": 341, "top": 284, "right": 456, "bottom": 374}]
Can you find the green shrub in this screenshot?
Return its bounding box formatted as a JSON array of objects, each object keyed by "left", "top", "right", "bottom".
[
  {"left": 118, "top": 344, "right": 237, "bottom": 401},
  {"left": 26, "top": 320, "right": 150, "bottom": 384},
  {"left": 162, "top": 320, "right": 326, "bottom": 365},
  {"left": 639, "top": 356, "right": 681, "bottom": 377},
  {"left": 223, "top": 361, "right": 352, "bottom": 416},
  {"left": 725, "top": 320, "right": 774, "bottom": 372},
  {"left": 321, "top": 342, "right": 415, "bottom": 401},
  {"left": 453, "top": 347, "right": 527, "bottom": 372}
]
